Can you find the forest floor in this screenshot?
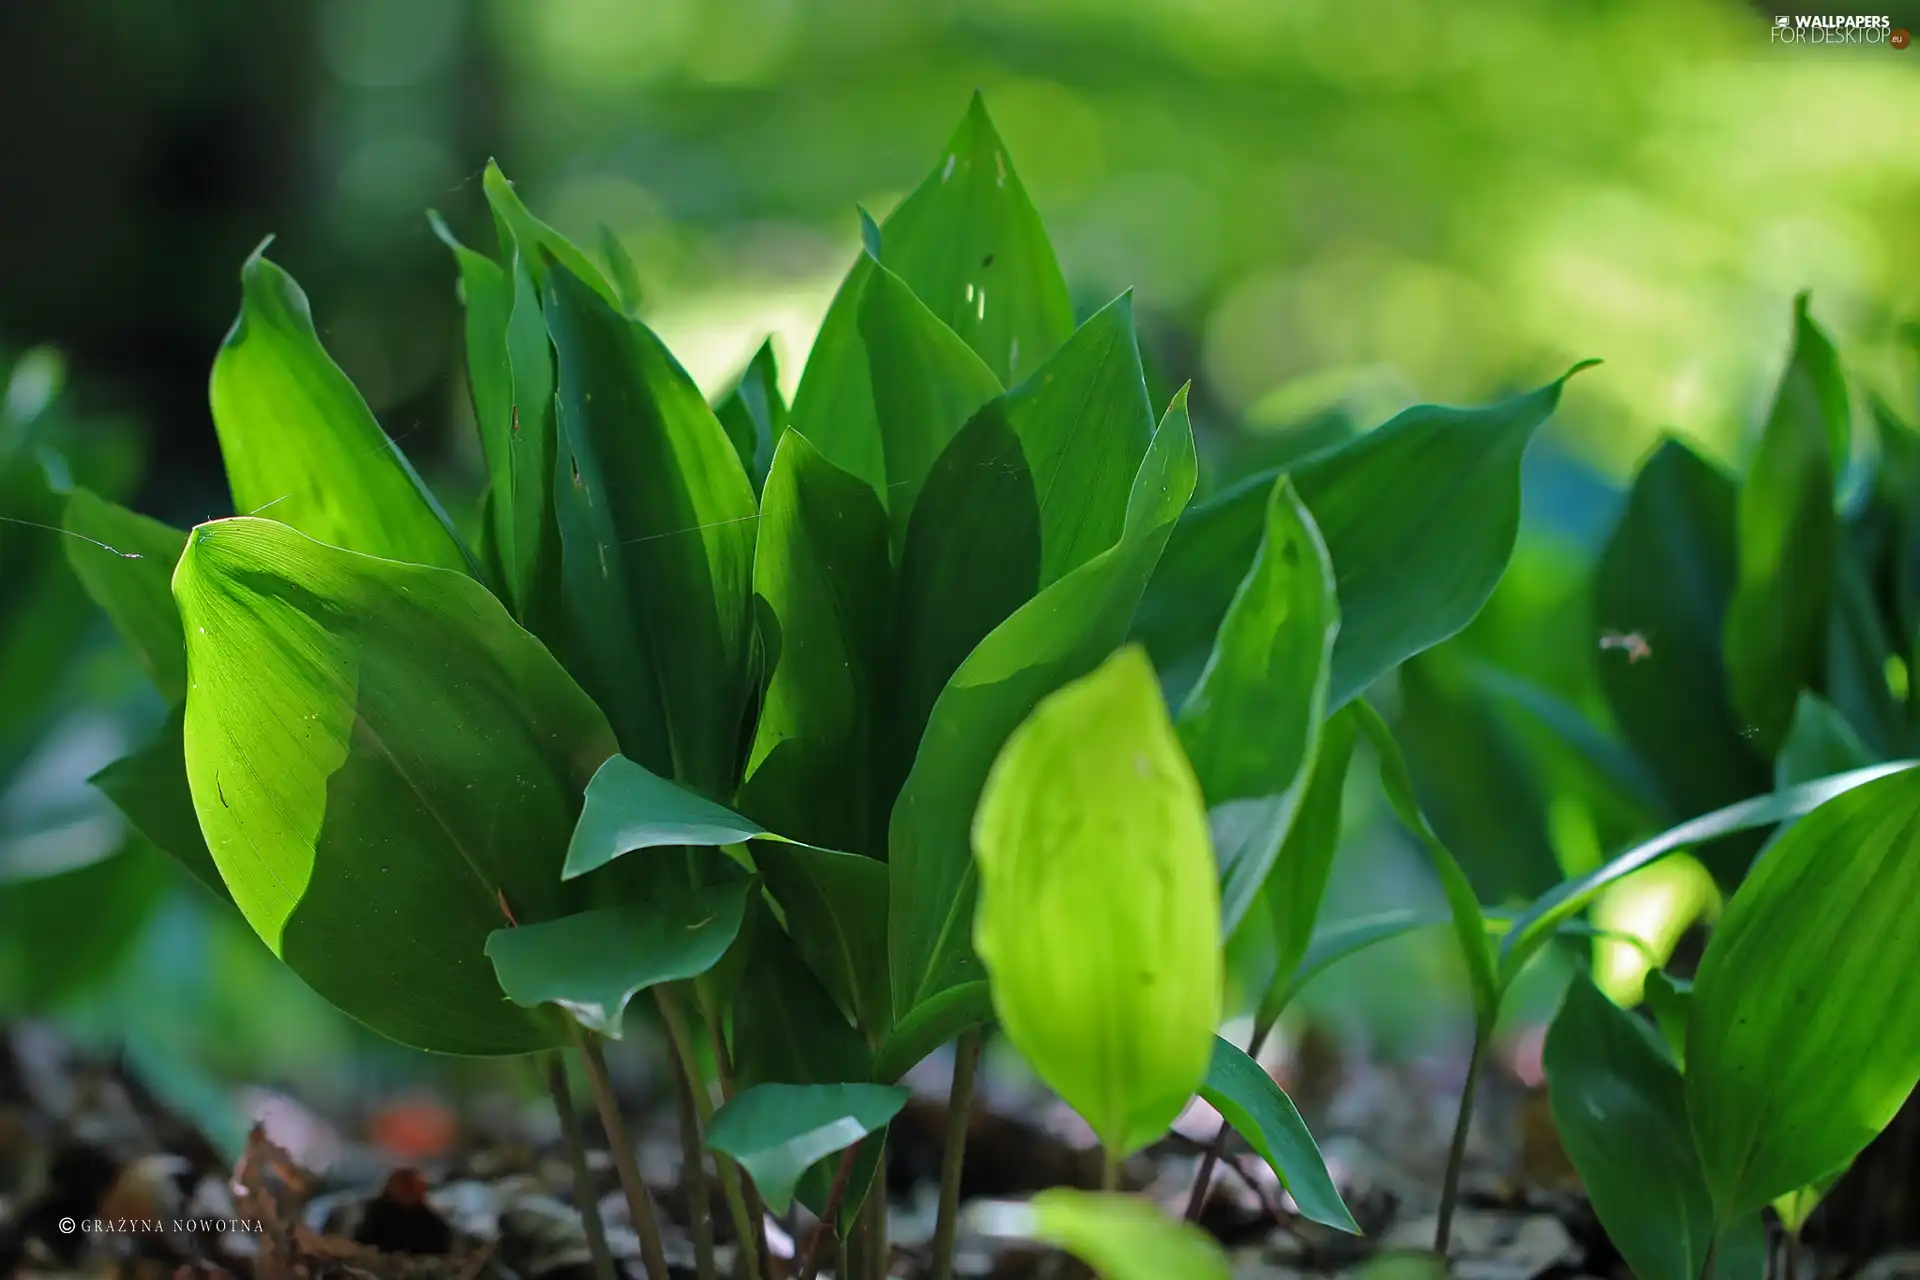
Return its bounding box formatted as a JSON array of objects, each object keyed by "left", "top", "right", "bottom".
[{"left": 2, "top": 1022, "right": 1914, "bottom": 1280}]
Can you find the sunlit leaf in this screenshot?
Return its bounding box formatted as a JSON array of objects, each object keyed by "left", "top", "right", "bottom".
[
  {"left": 705, "top": 1082, "right": 908, "bottom": 1215},
  {"left": 61, "top": 489, "right": 187, "bottom": 702},
  {"left": 209, "top": 248, "right": 470, "bottom": 572},
  {"left": 1723, "top": 296, "right": 1846, "bottom": 754},
  {"left": 972, "top": 646, "right": 1220, "bottom": 1157},
  {"left": 482, "top": 161, "right": 619, "bottom": 306},
  {"left": 890, "top": 392, "right": 1196, "bottom": 1023},
  {"left": 544, "top": 263, "right": 758, "bottom": 796},
  {"left": 173, "top": 517, "right": 617, "bottom": 1054},
  {"left": 1199, "top": 1036, "right": 1355, "bottom": 1233},
  {"left": 1687, "top": 767, "right": 1920, "bottom": 1223},
  {"left": 485, "top": 875, "right": 753, "bottom": 1036},
  {"left": 1178, "top": 477, "right": 1337, "bottom": 935},
  {"left": 970, "top": 1191, "right": 1230, "bottom": 1280}
]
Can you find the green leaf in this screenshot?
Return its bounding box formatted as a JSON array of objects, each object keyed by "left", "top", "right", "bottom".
[
  {"left": 1774, "top": 693, "right": 1874, "bottom": 789},
  {"left": 1178, "top": 478, "right": 1338, "bottom": 936},
  {"left": 484, "top": 876, "right": 753, "bottom": 1036},
  {"left": 788, "top": 93, "right": 1073, "bottom": 498},
  {"left": 173, "top": 517, "right": 618, "bottom": 1054},
  {"left": 1641, "top": 969, "right": 1691, "bottom": 1067},
  {"left": 738, "top": 430, "right": 893, "bottom": 858},
  {"left": 1497, "top": 762, "right": 1913, "bottom": 991},
  {"left": 209, "top": 248, "right": 470, "bottom": 572},
  {"left": 890, "top": 390, "right": 1197, "bottom": 1022},
  {"left": 1773, "top": 1166, "right": 1847, "bottom": 1238},
  {"left": 1350, "top": 701, "right": 1497, "bottom": 1022},
  {"left": 1544, "top": 975, "right": 1751, "bottom": 1280},
  {"left": 871, "top": 981, "right": 994, "bottom": 1083},
  {"left": 61, "top": 489, "right": 188, "bottom": 702},
  {"left": 599, "top": 224, "right": 644, "bottom": 316},
  {"left": 482, "top": 161, "right": 619, "bottom": 307},
  {"left": 89, "top": 706, "right": 226, "bottom": 903},
  {"left": 544, "top": 263, "right": 759, "bottom": 796},
  {"left": 715, "top": 339, "right": 785, "bottom": 494},
  {"left": 704, "top": 1082, "right": 908, "bottom": 1215},
  {"left": 1138, "top": 368, "right": 1592, "bottom": 711},
  {"left": 565, "top": 753, "right": 775, "bottom": 879},
  {"left": 858, "top": 255, "right": 1002, "bottom": 545},
  {"left": 1595, "top": 440, "right": 1767, "bottom": 840},
  {"left": 1199, "top": 1036, "right": 1356, "bottom": 1233},
  {"left": 1823, "top": 546, "right": 1900, "bottom": 755},
  {"left": 1258, "top": 908, "right": 1455, "bottom": 1025},
  {"left": 972, "top": 646, "right": 1220, "bottom": 1157},
  {"left": 973, "top": 1190, "right": 1230, "bottom": 1280},
  {"left": 1686, "top": 766, "right": 1920, "bottom": 1223},
  {"left": 1261, "top": 707, "right": 1361, "bottom": 986},
  {"left": 1724, "top": 296, "right": 1846, "bottom": 754},
  {"left": 751, "top": 841, "right": 889, "bottom": 1037},
  {"left": 1468, "top": 662, "right": 1664, "bottom": 822}
]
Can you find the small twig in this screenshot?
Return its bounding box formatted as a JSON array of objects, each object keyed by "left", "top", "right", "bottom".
[
  {"left": 1435, "top": 1024, "right": 1491, "bottom": 1256},
  {"left": 797, "top": 1143, "right": 861, "bottom": 1280},
  {"left": 1185, "top": 1017, "right": 1277, "bottom": 1221},
  {"left": 572, "top": 1026, "right": 672, "bottom": 1280},
  {"left": 542, "top": 1053, "right": 616, "bottom": 1280},
  {"left": 929, "top": 1031, "right": 980, "bottom": 1280}
]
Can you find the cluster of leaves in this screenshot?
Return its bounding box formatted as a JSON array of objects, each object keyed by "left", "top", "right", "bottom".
[{"left": 49, "top": 93, "right": 1920, "bottom": 1279}]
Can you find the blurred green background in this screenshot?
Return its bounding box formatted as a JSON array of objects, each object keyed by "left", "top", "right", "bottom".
[{"left": 2, "top": 0, "right": 1917, "bottom": 1135}]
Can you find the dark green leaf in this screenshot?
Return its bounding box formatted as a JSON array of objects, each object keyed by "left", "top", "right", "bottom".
[
  {"left": 871, "top": 981, "right": 993, "bottom": 1083},
  {"left": 751, "top": 840, "right": 889, "bottom": 1038},
  {"left": 1775, "top": 693, "right": 1874, "bottom": 789},
  {"left": 1544, "top": 975, "right": 1753, "bottom": 1280},
  {"left": 61, "top": 489, "right": 188, "bottom": 702},
  {"left": 1138, "top": 368, "right": 1593, "bottom": 711},
  {"left": 738, "top": 430, "right": 893, "bottom": 857},
  {"left": 715, "top": 339, "right": 785, "bottom": 494},
  {"left": 1823, "top": 546, "right": 1900, "bottom": 755},
  {"left": 90, "top": 706, "right": 226, "bottom": 903},
  {"left": 173, "top": 517, "right": 618, "bottom": 1054},
  {"left": 544, "top": 263, "right": 758, "bottom": 796},
  {"left": 1199, "top": 1036, "right": 1356, "bottom": 1233},
  {"left": 209, "top": 248, "right": 471, "bottom": 572},
  {"left": 485, "top": 876, "right": 753, "bottom": 1036},
  {"left": 788, "top": 93, "right": 1073, "bottom": 498},
  {"left": 1687, "top": 767, "right": 1920, "bottom": 1223},
  {"left": 1723, "top": 296, "right": 1846, "bottom": 753},
  {"left": 1595, "top": 439, "right": 1767, "bottom": 846},
  {"left": 565, "top": 753, "right": 770, "bottom": 879},
  {"left": 1178, "top": 478, "right": 1338, "bottom": 935},
  {"left": 1641, "top": 969, "right": 1691, "bottom": 1067},
  {"left": 704, "top": 1082, "right": 908, "bottom": 1215},
  {"left": 889, "top": 390, "right": 1196, "bottom": 1023},
  {"left": 1497, "top": 762, "right": 1913, "bottom": 991},
  {"left": 1468, "top": 662, "right": 1664, "bottom": 822},
  {"left": 1261, "top": 707, "right": 1360, "bottom": 986}
]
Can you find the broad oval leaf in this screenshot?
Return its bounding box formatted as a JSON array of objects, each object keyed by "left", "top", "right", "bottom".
[
  {"left": 1138, "top": 367, "right": 1593, "bottom": 710},
  {"left": 1178, "top": 476, "right": 1338, "bottom": 935},
  {"left": 788, "top": 93, "right": 1073, "bottom": 497},
  {"left": 1545, "top": 975, "right": 1724, "bottom": 1280},
  {"left": 1686, "top": 767, "right": 1920, "bottom": 1223},
  {"left": 1497, "top": 761, "right": 1915, "bottom": 990},
  {"left": 174, "top": 517, "right": 617, "bottom": 1054},
  {"left": 1199, "top": 1036, "right": 1355, "bottom": 1233},
  {"left": 972, "top": 645, "right": 1220, "bottom": 1157},
  {"left": 545, "top": 263, "right": 759, "bottom": 797},
  {"left": 970, "top": 1190, "right": 1229, "bottom": 1280},
  {"left": 61, "top": 489, "right": 188, "bottom": 702},
  {"left": 704, "top": 1082, "right": 908, "bottom": 1215},
  {"left": 1723, "top": 296, "right": 1846, "bottom": 754},
  {"left": 739, "top": 429, "right": 893, "bottom": 858},
  {"left": 890, "top": 391, "right": 1197, "bottom": 1022},
  {"left": 209, "top": 248, "right": 470, "bottom": 573},
  {"left": 485, "top": 875, "right": 753, "bottom": 1037}
]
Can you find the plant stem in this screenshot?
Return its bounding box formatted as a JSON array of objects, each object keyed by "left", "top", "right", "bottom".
[
  {"left": 1784, "top": 1230, "right": 1801, "bottom": 1280},
  {"left": 1185, "top": 1015, "right": 1277, "bottom": 1222},
  {"left": 797, "top": 1143, "right": 861, "bottom": 1280},
  {"left": 657, "top": 985, "right": 765, "bottom": 1280},
  {"left": 1434, "top": 1022, "right": 1490, "bottom": 1257},
  {"left": 670, "top": 1041, "right": 719, "bottom": 1280},
  {"left": 543, "top": 1052, "right": 617, "bottom": 1280},
  {"left": 705, "top": 1012, "right": 774, "bottom": 1280},
  {"left": 1101, "top": 1148, "right": 1120, "bottom": 1193},
  {"left": 861, "top": 1141, "right": 889, "bottom": 1280},
  {"left": 834, "top": 1232, "right": 851, "bottom": 1280},
  {"left": 572, "top": 1025, "right": 672, "bottom": 1280},
  {"left": 1702, "top": 1233, "right": 1722, "bottom": 1280},
  {"left": 929, "top": 1031, "right": 980, "bottom": 1280}
]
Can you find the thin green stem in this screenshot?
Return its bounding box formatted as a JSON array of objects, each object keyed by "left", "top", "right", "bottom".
[
  {"left": 1185, "top": 1015, "right": 1277, "bottom": 1222},
  {"left": 861, "top": 1146, "right": 889, "bottom": 1280},
  {"left": 929, "top": 1031, "right": 980, "bottom": 1280},
  {"left": 670, "top": 1040, "right": 719, "bottom": 1280},
  {"left": 704, "top": 1012, "right": 775, "bottom": 1280},
  {"left": 657, "top": 985, "right": 764, "bottom": 1280},
  {"left": 1101, "top": 1148, "right": 1120, "bottom": 1193},
  {"left": 542, "top": 1053, "right": 616, "bottom": 1280},
  {"left": 1434, "top": 1022, "right": 1490, "bottom": 1257},
  {"left": 572, "top": 1026, "right": 672, "bottom": 1280}
]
